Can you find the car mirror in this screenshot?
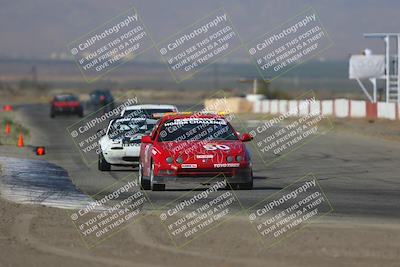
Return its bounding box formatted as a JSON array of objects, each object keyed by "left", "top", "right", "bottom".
[
  {"left": 241, "top": 133, "right": 253, "bottom": 142},
  {"left": 141, "top": 135, "right": 153, "bottom": 144}
]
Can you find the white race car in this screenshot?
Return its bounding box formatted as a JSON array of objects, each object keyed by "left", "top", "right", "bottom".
[
  {"left": 120, "top": 104, "right": 178, "bottom": 118},
  {"left": 98, "top": 117, "right": 157, "bottom": 171}
]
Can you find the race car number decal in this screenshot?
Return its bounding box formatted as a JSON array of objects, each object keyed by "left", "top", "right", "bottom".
[{"left": 203, "top": 144, "right": 230, "bottom": 151}]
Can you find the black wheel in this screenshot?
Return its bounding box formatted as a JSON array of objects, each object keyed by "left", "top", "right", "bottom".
[
  {"left": 238, "top": 180, "right": 253, "bottom": 190},
  {"left": 139, "top": 163, "right": 150, "bottom": 190},
  {"left": 238, "top": 171, "right": 253, "bottom": 190},
  {"left": 98, "top": 152, "right": 111, "bottom": 171},
  {"left": 78, "top": 109, "right": 84, "bottom": 118},
  {"left": 152, "top": 184, "right": 165, "bottom": 191},
  {"left": 150, "top": 162, "right": 165, "bottom": 191}
]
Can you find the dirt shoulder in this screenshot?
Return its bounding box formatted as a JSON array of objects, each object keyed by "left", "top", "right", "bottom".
[{"left": 0, "top": 198, "right": 399, "bottom": 267}]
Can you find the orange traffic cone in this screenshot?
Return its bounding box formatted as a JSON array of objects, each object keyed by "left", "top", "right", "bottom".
[
  {"left": 5, "top": 123, "right": 10, "bottom": 134},
  {"left": 17, "top": 133, "right": 24, "bottom": 147}
]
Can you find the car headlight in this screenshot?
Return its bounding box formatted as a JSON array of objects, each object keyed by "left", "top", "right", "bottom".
[
  {"left": 236, "top": 156, "right": 242, "bottom": 162},
  {"left": 226, "top": 156, "right": 234, "bottom": 162},
  {"left": 166, "top": 157, "right": 173, "bottom": 163},
  {"left": 176, "top": 157, "right": 183, "bottom": 164}
]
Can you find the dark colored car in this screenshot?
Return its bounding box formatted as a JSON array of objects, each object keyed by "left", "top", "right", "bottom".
[
  {"left": 50, "top": 94, "right": 83, "bottom": 118},
  {"left": 87, "top": 90, "right": 114, "bottom": 111}
]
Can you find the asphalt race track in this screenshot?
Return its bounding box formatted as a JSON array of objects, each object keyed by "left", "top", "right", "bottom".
[{"left": 10, "top": 104, "right": 400, "bottom": 220}]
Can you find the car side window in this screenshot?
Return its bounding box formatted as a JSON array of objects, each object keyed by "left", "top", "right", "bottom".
[{"left": 150, "top": 122, "right": 161, "bottom": 140}]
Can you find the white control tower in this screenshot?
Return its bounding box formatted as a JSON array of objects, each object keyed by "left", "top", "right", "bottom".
[{"left": 349, "top": 33, "right": 400, "bottom": 103}]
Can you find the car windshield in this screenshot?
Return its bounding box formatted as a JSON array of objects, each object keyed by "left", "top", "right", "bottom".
[
  {"left": 55, "top": 95, "right": 78, "bottom": 101},
  {"left": 124, "top": 108, "right": 174, "bottom": 118},
  {"left": 157, "top": 117, "right": 238, "bottom": 142},
  {"left": 108, "top": 119, "right": 156, "bottom": 140}
]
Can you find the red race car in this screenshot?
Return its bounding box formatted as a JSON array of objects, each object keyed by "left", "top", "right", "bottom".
[
  {"left": 139, "top": 112, "right": 253, "bottom": 191},
  {"left": 50, "top": 94, "right": 84, "bottom": 118}
]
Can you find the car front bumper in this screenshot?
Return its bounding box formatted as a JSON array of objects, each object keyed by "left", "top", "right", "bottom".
[
  {"left": 153, "top": 166, "right": 252, "bottom": 184},
  {"left": 103, "top": 146, "right": 140, "bottom": 165}
]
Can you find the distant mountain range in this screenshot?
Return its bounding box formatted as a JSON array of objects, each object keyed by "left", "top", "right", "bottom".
[{"left": 0, "top": 58, "right": 358, "bottom": 94}]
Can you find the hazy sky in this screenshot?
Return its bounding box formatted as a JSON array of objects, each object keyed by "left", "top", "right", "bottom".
[{"left": 0, "top": 0, "right": 399, "bottom": 61}]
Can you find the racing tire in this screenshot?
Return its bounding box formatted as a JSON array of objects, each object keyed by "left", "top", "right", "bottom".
[
  {"left": 227, "top": 173, "right": 253, "bottom": 190},
  {"left": 98, "top": 152, "right": 111, "bottom": 171},
  {"left": 78, "top": 109, "right": 84, "bottom": 118},
  {"left": 238, "top": 171, "right": 253, "bottom": 190},
  {"left": 152, "top": 184, "right": 165, "bottom": 191},
  {"left": 238, "top": 180, "right": 253, "bottom": 190},
  {"left": 150, "top": 161, "right": 165, "bottom": 191},
  {"left": 139, "top": 163, "right": 151, "bottom": 190}
]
